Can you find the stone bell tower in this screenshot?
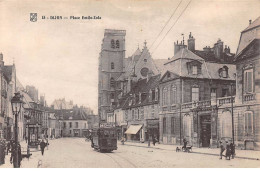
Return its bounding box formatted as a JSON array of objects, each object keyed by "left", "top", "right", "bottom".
[{"left": 98, "top": 29, "right": 126, "bottom": 123}]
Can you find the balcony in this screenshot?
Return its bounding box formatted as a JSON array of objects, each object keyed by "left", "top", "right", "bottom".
[
  {"left": 244, "top": 93, "right": 256, "bottom": 102},
  {"left": 181, "top": 102, "right": 193, "bottom": 109},
  {"left": 217, "top": 96, "right": 235, "bottom": 106}
]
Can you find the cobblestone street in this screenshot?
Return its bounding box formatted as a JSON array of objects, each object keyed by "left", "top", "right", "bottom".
[{"left": 1, "top": 138, "right": 259, "bottom": 168}]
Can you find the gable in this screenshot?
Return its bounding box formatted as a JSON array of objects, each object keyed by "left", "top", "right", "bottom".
[{"left": 160, "top": 71, "right": 180, "bottom": 82}]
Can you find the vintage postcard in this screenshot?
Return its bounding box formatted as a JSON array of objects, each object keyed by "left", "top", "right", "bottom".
[{"left": 0, "top": 0, "right": 259, "bottom": 168}]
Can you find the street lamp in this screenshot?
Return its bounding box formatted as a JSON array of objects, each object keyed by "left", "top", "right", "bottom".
[{"left": 11, "top": 92, "right": 23, "bottom": 168}]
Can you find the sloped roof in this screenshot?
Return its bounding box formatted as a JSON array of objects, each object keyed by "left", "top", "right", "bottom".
[
  {"left": 234, "top": 39, "right": 260, "bottom": 62},
  {"left": 21, "top": 91, "right": 33, "bottom": 109},
  {"left": 153, "top": 59, "right": 169, "bottom": 73},
  {"left": 166, "top": 48, "right": 204, "bottom": 64},
  {"left": 242, "top": 16, "right": 260, "bottom": 33},
  {"left": 60, "top": 108, "right": 88, "bottom": 120}
]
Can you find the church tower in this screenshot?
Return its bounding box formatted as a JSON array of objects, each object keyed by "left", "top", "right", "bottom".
[{"left": 98, "top": 29, "right": 126, "bottom": 123}]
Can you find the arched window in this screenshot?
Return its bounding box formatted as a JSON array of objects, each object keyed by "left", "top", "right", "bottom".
[
  {"left": 111, "top": 39, "right": 115, "bottom": 49},
  {"left": 171, "top": 85, "right": 177, "bottom": 104},
  {"left": 116, "top": 40, "right": 120, "bottom": 48},
  {"left": 110, "top": 77, "right": 115, "bottom": 88},
  {"left": 220, "top": 110, "right": 232, "bottom": 138},
  {"left": 111, "top": 62, "right": 114, "bottom": 69}
]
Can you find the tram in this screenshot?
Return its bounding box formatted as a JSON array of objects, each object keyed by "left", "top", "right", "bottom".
[{"left": 91, "top": 127, "right": 117, "bottom": 152}]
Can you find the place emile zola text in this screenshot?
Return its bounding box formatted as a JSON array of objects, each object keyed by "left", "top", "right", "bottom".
[{"left": 41, "top": 16, "right": 101, "bottom": 20}]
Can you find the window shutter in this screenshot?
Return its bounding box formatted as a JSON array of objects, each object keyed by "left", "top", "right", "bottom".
[{"left": 248, "top": 71, "right": 252, "bottom": 92}]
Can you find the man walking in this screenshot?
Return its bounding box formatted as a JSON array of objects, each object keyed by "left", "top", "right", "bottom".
[
  {"left": 40, "top": 140, "right": 46, "bottom": 156},
  {"left": 219, "top": 141, "right": 225, "bottom": 159}
]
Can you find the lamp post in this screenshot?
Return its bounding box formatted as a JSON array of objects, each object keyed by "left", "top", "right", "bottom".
[
  {"left": 231, "top": 83, "right": 235, "bottom": 145},
  {"left": 11, "top": 92, "right": 23, "bottom": 168}
]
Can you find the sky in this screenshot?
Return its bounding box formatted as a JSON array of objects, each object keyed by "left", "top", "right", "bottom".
[{"left": 0, "top": 0, "right": 259, "bottom": 114}]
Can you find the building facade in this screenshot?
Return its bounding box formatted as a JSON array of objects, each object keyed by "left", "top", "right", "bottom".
[{"left": 159, "top": 34, "right": 236, "bottom": 147}]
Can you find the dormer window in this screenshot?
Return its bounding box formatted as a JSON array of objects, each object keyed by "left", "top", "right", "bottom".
[
  {"left": 192, "top": 65, "right": 198, "bottom": 75},
  {"left": 111, "top": 39, "right": 115, "bottom": 49},
  {"left": 219, "top": 66, "right": 229, "bottom": 78}
]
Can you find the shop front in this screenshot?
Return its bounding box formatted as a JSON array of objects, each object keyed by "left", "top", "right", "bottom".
[
  {"left": 27, "top": 123, "right": 41, "bottom": 147},
  {"left": 146, "top": 119, "right": 159, "bottom": 141},
  {"left": 125, "top": 124, "right": 143, "bottom": 141}
]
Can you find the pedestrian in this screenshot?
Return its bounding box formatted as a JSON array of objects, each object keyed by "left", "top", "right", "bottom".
[
  {"left": 152, "top": 136, "right": 156, "bottom": 146},
  {"left": 230, "top": 142, "right": 235, "bottom": 159},
  {"left": 40, "top": 140, "right": 46, "bottom": 156},
  {"left": 183, "top": 138, "right": 187, "bottom": 150},
  {"left": 45, "top": 138, "right": 49, "bottom": 150},
  {"left": 17, "top": 143, "right": 22, "bottom": 167},
  {"left": 225, "top": 141, "right": 231, "bottom": 160},
  {"left": 219, "top": 141, "right": 225, "bottom": 159}
]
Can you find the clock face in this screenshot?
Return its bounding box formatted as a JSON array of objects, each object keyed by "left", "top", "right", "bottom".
[{"left": 140, "top": 67, "right": 149, "bottom": 77}]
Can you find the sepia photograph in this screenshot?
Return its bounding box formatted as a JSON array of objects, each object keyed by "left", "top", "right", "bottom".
[{"left": 0, "top": 0, "right": 259, "bottom": 168}]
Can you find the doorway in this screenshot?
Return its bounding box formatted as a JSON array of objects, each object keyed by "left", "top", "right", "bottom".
[{"left": 200, "top": 115, "right": 211, "bottom": 147}]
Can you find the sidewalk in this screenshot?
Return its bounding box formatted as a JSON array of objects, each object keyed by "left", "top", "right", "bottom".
[
  {"left": 122, "top": 141, "right": 260, "bottom": 161},
  {"left": 0, "top": 140, "right": 48, "bottom": 168}
]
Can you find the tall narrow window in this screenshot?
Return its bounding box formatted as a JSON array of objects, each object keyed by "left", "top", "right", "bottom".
[
  {"left": 110, "top": 77, "right": 115, "bottom": 88},
  {"left": 125, "top": 111, "right": 128, "bottom": 121},
  {"left": 220, "top": 111, "right": 232, "bottom": 138},
  {"left": 244, "top": 111, "right": 253, "bottom": 136},
  {"left": 111, "top": 62, "right": 114, "bottom": 69},
  {"left": 171, "top": 85, "right": 177, "bottom": 104},
  {"left": 152, "top": 90, "right": 155, "bottom": 101},
  {"left": 191, "top": 87, "right": 199, "bottom": 102},
  {"left": 222, "top": 88, "right": 229, "bottom": 97},
  {"left": 132, "top": 110, "right": 134, "bottom": 120},
  {"left": 163, "top": 87, "right": 168, "bottom": 106},
  {"left": 116, "top": 40, "right": 120, "bottom": 48},
  {"left": 192, "top": 65, "right": 198, "bottom": 75},
  {"left": 211, "top": 88, "right": 217, "bottom": 100},
  {"left": 163, "top": 117, "right": 166, "bottom": 134},
  {"left": 244, "top": 68, "right": 254, "bottom": 94},
  {"left": 111, "top": 39, "right": 115, "bottom": 48},
  {"left": 155, "top": 88, "right": 159, "bottom": 101},
  {"left": 75, "top": 122, "right": 78, "bottom": 128},
  {"left": 171, "top": 117, "right": 176, "bottom": 134}
]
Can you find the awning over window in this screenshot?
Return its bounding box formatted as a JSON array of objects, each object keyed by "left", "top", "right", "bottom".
[{"left": 124, "top": 125, "right": 142, "bottom": 134}]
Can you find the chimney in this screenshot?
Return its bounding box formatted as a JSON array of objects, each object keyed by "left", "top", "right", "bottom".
[
  {"left": 174, "top": 40, "right": 187, "bottom": 55},
  {"left": 213, "top": 39, "right": 223, "bottom": 59},
  {"left": 203, "top": 46, "right": 211, "bottom": 52},
  {"left": 0, "top": 53, "right": 4, "bottom": 70},
  {"left": 188, "top": 32, "right": 195, "bottom": 52},
  {"left": 224, "top": 45, "right": 230, "bottom": 53},
  {"left": 249, "top": 19, "right": 252, "bottom": 25}
]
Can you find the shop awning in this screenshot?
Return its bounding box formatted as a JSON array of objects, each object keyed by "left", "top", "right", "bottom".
[{"left": 124, "top": 125, "right": 142, "bottom": 134}]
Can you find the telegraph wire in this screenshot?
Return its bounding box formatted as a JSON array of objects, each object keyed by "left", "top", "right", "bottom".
[
  {"left": 151, "top": 0, "right": 193, "bottom": 55},
  {"left": 149, "top": 0, "right": 183, "bottom": 50}
]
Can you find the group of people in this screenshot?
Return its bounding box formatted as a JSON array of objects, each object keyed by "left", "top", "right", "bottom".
[{"left": 219, "top": 141, "right": 235, "bottom": 160}]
